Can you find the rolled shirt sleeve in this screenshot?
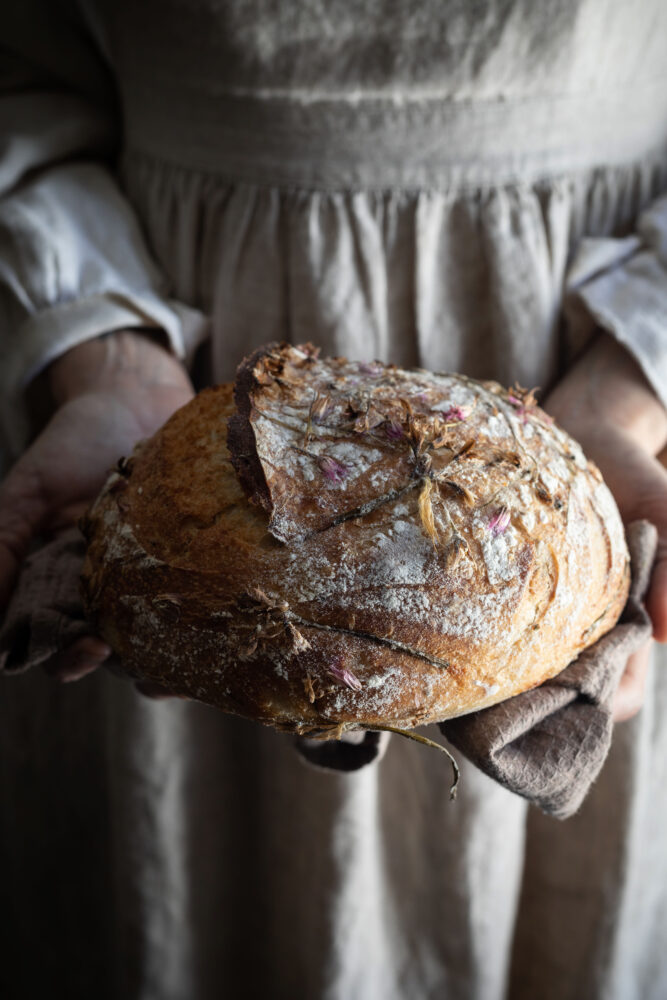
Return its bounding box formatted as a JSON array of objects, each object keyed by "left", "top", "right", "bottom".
[
  {"left": 0, "top": 6, "right": 208, "bottom": 454},
  {"left": 565, "top": 194, "right": 667, "bottom": 409}
]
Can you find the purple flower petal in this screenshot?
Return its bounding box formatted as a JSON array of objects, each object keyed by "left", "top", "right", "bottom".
[
  {"left": 358, "top": 361, "right": 383, "bottom": 377},
  {"left": 442, "top": 405, "right": 468, "bottom": 423},
  {"left": 507, "top": 395, "right": 529, "bottom": 423},
  {"left": 318, "top": 455, "right": 348, "bottom": 483},
  {"left": 329, "top": 660, "right": 363, "bottom": 691},
  {"left": 488, "top": 507, "right": 511, "bottom": 537},
  {"left": 385, "top": 420, "right": 404, "bottom": 440}
]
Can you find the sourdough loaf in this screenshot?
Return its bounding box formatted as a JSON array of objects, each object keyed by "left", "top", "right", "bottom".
[{"left": 81, "top": 343, "right": 630, "bottom": 737}]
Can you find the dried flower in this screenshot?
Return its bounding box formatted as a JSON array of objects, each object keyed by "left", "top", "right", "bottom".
[
  {"left": 297, "top": 342, "right": 321, "bottom": 362},
  {"left": 310, "top": 394, "right": 333, "bottom": 424},
  {"left": 509, "top": 384, "right": 538, "bottom": 407},
  {"left": 418, "top": 478, "right": 438, "bottom": 546},
  {"left": 358, "top": 361, "right": 383, "bottom": 377},
  {"left": 431, "top": 433, "right": 449, "bottom": 450},
  {"left": 453, "top": 439, "right": 476, "bottom": 461},
  {"left": 318, "top": 455, "right": 348, "bottom": 483},
  {"left": 303, "top": 674, "right": 322, "bottom": 703},
  {"left": 329, "top": 660, "right": 363, "bottom": 691},
  {"left": 535, "top": 483, "right": 552, "bottom": 504},
  {"left": 488, "top": 506, "right": 511, "bottom": 536},
  {"left": 385, "top": 420, "right": 404, "bottom": 440},
  {"left": 287, "top": 622, "right": 311, "bottom": 654},
  {"left": 413, "top": 451, "right": 433, "bottom": 478},
  {"left": 353, "top": 405, "right": 385, "bottom": 433},
  {"left": 507, "top": 384, "right": 540, "bottom": 423},
  {"left": 440, "top": 479, "right": 475, "bottom": 507},
  {"left": 442, "top": 405, "right": 469, "bottom": 423},
  {"left": 407, "top": 413, "right": 432, "bottom": 455},
  {"left": 239, "top": 637, "right": 259, "bottom": 660},
  {"left": 245, "top": 587, "right": 273, "bottom": 609},
  {"left": 446, "top": 534, "right": 469, "bottom": 570}
]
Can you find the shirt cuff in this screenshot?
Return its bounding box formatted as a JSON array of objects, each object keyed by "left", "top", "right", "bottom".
[{"left": 565, "top": 203, "right": 667, "bottom": 411}]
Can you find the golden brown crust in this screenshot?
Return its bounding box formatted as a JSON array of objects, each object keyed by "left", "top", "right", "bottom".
[{"left": 81, "top": 344, "right": 630, "bottom": 736}]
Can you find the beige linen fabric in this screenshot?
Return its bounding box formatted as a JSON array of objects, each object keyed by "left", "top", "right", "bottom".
[{"left": 1, "top": 2, "right": 667, "bottom": 998}]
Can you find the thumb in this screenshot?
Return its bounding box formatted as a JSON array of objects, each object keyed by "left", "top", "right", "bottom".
[{"left": 0, "top": 460, "right": 49, "bottom": 609}]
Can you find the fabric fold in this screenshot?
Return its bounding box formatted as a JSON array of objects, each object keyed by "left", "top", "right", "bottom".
[
  {"left": 0, "top": 163, "right": 210, "bottom": 454},
  {"left": 565, "top": 195, "right": 667, "bottom": 409}
]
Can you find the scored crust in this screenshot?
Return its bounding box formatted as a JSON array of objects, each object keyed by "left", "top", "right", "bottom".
[{"left": 81, "top": 343, "right": 630, "bottom": 737}]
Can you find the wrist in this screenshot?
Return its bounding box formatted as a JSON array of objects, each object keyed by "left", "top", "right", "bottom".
[
  {"left": 49, "top": 329, "right": 191, "bottom": 407},
  {"left": 545, "top": 332, "right": 667, "bottom": 456}
]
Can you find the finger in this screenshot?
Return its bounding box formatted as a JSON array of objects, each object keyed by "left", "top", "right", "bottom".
[
  {"left": 611, "top": 642, "right": 652, "bottom": 723},
  {"left": 45, "top": 636, "right": 111, "bottom": 683},
  {"left": 647, "top": 541, "right": 667, "bottom": 644},
  {"left": 135, "top": 680, "right": 186, "bottom": 700}
]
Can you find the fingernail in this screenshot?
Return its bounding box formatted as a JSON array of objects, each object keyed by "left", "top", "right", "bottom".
[
  {"left": 76, "top": 639, "right": 111, "bottom": 659},
  {"left": 60, "top": 655, "right": 107, "bottom": 682},
  {"left": 61, "top": 666, "right": 98, "bottom": 682}
]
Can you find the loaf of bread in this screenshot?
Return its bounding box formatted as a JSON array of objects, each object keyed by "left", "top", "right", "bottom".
[{"left": 81, "top": 343, "right": 630, "bottom": 738}]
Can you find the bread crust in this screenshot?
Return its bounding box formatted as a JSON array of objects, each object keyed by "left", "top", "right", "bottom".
[{"left": 81, "top": 344, "right": 630, "bottom": 736}]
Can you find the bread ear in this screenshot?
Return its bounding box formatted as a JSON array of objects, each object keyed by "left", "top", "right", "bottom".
[
  {"left": 226, "top": 342, "right": 416, "bottom": 543},
  {"left": 226, "top": 342, "right": 281, "bottom": 515}
]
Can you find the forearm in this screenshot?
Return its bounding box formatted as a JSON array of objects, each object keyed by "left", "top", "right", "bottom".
[
  {"left": 49, "top": 329, "right": 191, "bottom": 401},
  {"left": 47, "top": 329, "right": 194, "bottom": 436}
]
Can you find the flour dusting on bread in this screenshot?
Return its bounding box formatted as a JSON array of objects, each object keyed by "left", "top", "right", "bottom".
[{"left": 81, "top": 343, "right": 630, "bottom": 735}]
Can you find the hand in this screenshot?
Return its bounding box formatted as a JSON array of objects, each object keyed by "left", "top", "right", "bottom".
[
  {"left": 544, "top": 333, "right": 667, "bottom": 722},
  {"left": 0, "top": 330, "right": 194, "bottom": 680}
]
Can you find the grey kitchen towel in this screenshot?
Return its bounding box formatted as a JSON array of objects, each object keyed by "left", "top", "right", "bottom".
[
  {"left": 0, "top": 521, "right": 656, "bottom": 818},
  {"left": 0, "top": 529, "right": 92, "bottom": 675}
]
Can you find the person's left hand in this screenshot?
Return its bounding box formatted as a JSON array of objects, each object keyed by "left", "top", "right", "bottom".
[{"left": 543, "top": 333, "right": 667, "bottom": 722}]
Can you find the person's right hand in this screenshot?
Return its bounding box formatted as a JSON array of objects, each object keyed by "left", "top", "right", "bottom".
[
  {"left": 544, "top": 333, "right": 667, "bottom": 723},
  {"left": 0, "top": 330, "right": 195, "bottom": 680}
]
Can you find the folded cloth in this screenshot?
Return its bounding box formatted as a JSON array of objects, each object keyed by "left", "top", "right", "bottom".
[
  {"left": 0, "top": 521, "right": 656, "bottom": 818},
  {"left": 0, "top": 529, "right": 93, "bottom": 675}
]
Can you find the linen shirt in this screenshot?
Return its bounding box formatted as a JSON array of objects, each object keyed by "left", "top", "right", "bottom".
[{"left": 1, "top": 3, "right": 667, "bottom": 998}]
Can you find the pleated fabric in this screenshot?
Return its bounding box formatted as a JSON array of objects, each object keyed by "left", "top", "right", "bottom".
[{"left": 1, "top": 1, "right": 667, "bottom": 998}]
